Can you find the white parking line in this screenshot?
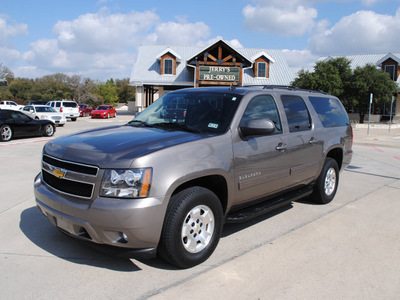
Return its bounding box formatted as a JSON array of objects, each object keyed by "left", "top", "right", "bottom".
[{"left": 0, "top": 138, "right": 53, "bottom": 147}]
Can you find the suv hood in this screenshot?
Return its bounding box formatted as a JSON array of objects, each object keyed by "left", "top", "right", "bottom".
[{"left": 43, "top": 125, "right": 205, "bottom": 168}]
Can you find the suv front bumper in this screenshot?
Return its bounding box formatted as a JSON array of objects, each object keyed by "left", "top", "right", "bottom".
[{"left": 34, "top": 173, "right": 167, "bottom": 251}]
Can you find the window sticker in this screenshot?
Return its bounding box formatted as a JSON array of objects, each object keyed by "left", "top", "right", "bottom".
[
  {"left": 208, "top": 123, "right": 219, "bottom": 129},
  {"left": 232, "top": 97, "right": 237, "bottom": 101}
]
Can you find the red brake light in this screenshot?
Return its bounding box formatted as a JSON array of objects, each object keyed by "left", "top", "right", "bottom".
[{"left": 60, "top": 107, "right": 63, "bottom": 113}]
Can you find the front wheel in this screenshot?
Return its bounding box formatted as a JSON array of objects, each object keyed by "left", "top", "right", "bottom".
[
  {"left": 311, "top": 158, "right": 339, "bottom": 204},
  {"left": 43, "top": 124, "right": 55, "bottom": 137},
  {"left": 158, "top": 187, "right": 223, "bottom": 268},
  {"left": 0, "top": 125, "right": 12, "bottom": 141}
]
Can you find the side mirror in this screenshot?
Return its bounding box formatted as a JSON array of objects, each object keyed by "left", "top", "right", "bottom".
[{"left": 240, "top": 119, "right": 275, "bottom": 139}]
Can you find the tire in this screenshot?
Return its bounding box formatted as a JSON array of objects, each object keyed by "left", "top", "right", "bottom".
[
  {"left": 311, "top": 158, "right": 339, "bottom": 204},
  {"left": 43, "top": 123, "right": 55, "bottom": 137},
  {"left": 0, "top": 125, "right": 12, "bottom": 142},
  {"left": 158, "top": 187, "right": 223, "bottom": 268},
  {"left": 71, "top": 118, "right": 77, "bottom": 122}
]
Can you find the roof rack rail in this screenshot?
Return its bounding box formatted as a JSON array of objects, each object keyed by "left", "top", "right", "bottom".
[{"left": 242, "top": 85, "right": 331, "bottom": 95}]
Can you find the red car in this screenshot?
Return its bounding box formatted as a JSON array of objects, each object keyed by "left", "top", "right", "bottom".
[
  {"left": 91, "top": 105, "right": 116, "bottom": 119},
  {"left": 79, "top": 104, "right": 93, "bottom": 117}
]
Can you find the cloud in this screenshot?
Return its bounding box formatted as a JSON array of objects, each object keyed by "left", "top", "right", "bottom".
[
  {"left": 308, "top": 9, "right": 400, "bottom": 55},
  {"left": 243, "top": 0, "right": 317, "bottom": 36},
  {"left": 20, "top": 8, "right": 216, "bottom": 80},
  {"left": 0, "top": 15, "right": 28, "bottom": 47},
  {"left": 146, "top": 21, "right": 211, "bottom": 46}
]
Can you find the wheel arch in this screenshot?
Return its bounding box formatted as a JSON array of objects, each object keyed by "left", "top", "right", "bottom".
[
  {"left": 170, "top": 175, "right": 228, "bottom": 214},
  {"left": 326, "top": 147, "right": 343, "bottom": 171}
]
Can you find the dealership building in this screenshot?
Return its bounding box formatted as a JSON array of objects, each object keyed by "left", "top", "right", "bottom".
[
  {"left": 129, "top": 39, "right": 294, "bottom": 112},
  {"left": 129, "top": 39, "right": 399, "bottom": 120}
]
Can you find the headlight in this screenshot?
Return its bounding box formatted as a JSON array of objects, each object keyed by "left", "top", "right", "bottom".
[{"left": 100, "top": 168, "right": 152, "bottom": 198}]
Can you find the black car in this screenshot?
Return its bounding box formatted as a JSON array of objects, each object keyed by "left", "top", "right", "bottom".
[
  {"left": 0, "top": 109, "right": 55, "bottom": 142},
  {"left": 28, "top": 100, "right": 48, "bottom": 105}
]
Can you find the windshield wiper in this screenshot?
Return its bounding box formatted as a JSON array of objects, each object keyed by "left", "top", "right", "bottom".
[
  {"left": 127, "top": 120, "right": 153, "bottom": 127},
  {"left": 152, "top": 122, "right": 202, "bottom": 133}
]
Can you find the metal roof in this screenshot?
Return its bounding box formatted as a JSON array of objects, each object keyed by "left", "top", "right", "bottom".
[{"left": 130, "top": 41, "right": 294, "bottom": 87}]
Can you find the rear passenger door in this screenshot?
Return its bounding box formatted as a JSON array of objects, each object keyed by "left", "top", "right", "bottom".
[
  {"left": 233, "top": 94, "right": 291, "bottom": 205},
  {"left": 280, "top": 95, "right": 323, "bottom": 185}
]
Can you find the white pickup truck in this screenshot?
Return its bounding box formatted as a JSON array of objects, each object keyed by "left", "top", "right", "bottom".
[{"left": 0, "top": 100, "right": 24, "bottom": 111}]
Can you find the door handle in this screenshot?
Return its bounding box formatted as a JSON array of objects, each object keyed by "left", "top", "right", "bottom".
[
  {"left": 276, "top": 143, "right": 287, "bottom": 151},
  {"left": 309, "top": 138, "right": 318, "bottom": 145}
]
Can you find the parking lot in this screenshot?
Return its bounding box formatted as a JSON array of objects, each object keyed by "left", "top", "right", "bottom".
[{"left": 1, "top": 115, "right": 400, "bottom": 299}]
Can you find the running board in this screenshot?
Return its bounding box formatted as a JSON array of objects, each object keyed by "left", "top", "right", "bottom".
[{"left": 226, "top": 186, "right": 313, "bottom": 223}]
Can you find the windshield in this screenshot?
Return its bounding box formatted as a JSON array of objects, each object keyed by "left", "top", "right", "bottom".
[
  {"left": 129, "top": 91, "right": 242, "bottom": 135},
  {"left": 36, "top": 106, "right": 56, "bottom": 113},
  {"left": 97, "top": 106, "right": 109, "bottom": 110}
]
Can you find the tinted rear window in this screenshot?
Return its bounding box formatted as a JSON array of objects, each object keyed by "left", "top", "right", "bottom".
[
  {"left": 308, "top": 97, "right": 349, "bottom": 127},
  {"left": 63, "top": 102, "right": 77, "bottom": 108}
]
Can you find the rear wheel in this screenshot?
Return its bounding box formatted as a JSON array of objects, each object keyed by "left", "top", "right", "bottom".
[
  {"left": 158, "top": 187, "right": 223, "bottom": 268},
  {"left": 311, "top": 158, "right": 339, "bottom": 204},
  {"left": 43, "top": 124, "right": 55, "bottom": 137},
  {"left": 0, "top": 125, "right": 12, "bottom": 141},
  {"left": 71, "top": 118, "right": 77, "bottom": 121}
]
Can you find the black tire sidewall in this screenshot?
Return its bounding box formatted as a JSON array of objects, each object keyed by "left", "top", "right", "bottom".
[
  {"left": 313, "top": 158, "right": 339, "bottom": 204},
  {"left": 159, "top": 187, "right": 223, "bottom": 268}
]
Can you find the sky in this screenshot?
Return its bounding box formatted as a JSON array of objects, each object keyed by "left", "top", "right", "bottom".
[{"left": 1, "top": 0, "right": 400, "bottom": 81}]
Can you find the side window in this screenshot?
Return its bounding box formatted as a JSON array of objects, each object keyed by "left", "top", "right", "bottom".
[
  {"left": 56, "top": 102, "right": 61, "bottom": 108},
  {"left": 308, "top": 96, "right": 349, "bottom": 127},
  {"left": 241, "top": 95, "right": 282, "bottom": 133},
  {"left": 281, "top": 95, "right": 311, "bottom": 132}
]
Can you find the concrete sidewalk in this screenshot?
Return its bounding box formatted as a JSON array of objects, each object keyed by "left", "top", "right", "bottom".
[
  {"left": 149, "top": 183, "right": 400, "bottom": 300},
  {"left": 353, "top": 123, "right": 400, "bottom": 148}
]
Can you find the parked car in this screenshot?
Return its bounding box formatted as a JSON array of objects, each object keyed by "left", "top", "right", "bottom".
[
  {"left": 22, "top": 105, "right": 66, "bottom": 126},
  {"left": 91, "top": 105, "right": 116, "bottom": 118},
  {"left": 79, "top": 104, "right": 93, "bottom": 117},
  {"left": 0, "top": 109, "right": 55, "bottom": 142},
  {"left": 0, "top": 100, "right": 24, "bottom": 111},
  {"left": 28, "top": 100, "right": 48, "bottom": 106},
  {"left": 34, "top": 86, "right": 353, "bottom": 268},
  {"left": 47, "top": 100, "right": 80, "bottom": 121}
]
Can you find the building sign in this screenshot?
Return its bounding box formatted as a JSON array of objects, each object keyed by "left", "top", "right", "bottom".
[{"left": 199, "top": 66, "right": 240, "bottom": 82}]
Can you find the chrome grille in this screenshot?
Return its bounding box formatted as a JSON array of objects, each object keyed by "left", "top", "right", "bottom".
[{"left": 42, "top": 155, "right": 99, "bottom": 199}]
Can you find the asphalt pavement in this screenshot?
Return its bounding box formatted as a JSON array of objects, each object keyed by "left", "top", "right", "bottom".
[{"left": 0, "top": 117, "right": 399, "bottom": 299}]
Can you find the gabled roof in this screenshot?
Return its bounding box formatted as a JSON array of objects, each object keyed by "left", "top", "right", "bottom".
[
  {"left": 376, "top": 53, "right": 400, "bottom": 66},
  {"left": 156, "top": 47, "right": 182, "bottom": 63},
  {"left": 130, "top": 40, "right": 294, "bottom": 87},
  {"left": 251, "top": 51, "right": 276, "bottom": 63},
  {"left": 319, "top": 52, "right": 400, "bottom": 70},
  {"left": 187, "top": 39, "right": 252, "bottom": 66}
]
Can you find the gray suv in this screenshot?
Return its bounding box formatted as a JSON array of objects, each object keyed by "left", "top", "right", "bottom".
[{"left": 34, "top": 86, "right": 353, "bottom": 268}]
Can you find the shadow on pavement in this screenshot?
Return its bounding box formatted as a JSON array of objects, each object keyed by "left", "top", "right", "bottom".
[{"left": 20, "top": 206, "right": 141, "bottom": 272}]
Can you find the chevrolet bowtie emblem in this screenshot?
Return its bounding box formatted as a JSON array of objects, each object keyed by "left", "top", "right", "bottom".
[{"left": 52, "top": 168, "right": 66, "bottom": 179}]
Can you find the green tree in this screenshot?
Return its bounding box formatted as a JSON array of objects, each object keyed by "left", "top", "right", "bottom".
[
  {"left": 8, "top": 78, "right": 34, "bottom": 101},
  {"left": 97, "top": 79, "right": 118, "bottom": 105},
  {"left": 292, "top": 57, "right": 352, "bottom": 100},
  {"left": 348, "top": 64, "right": 398, "bottom": 123},
  {"left": 116, "top": 78, "right": 135, "bottom": 103}
]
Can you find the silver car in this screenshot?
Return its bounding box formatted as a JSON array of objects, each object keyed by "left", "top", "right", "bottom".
[{"left": 22, "top": 105, "right": 67, "bottom": 126}]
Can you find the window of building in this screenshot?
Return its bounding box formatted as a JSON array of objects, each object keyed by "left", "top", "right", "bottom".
[
  {"left": 384, "top": 65, "right": 395, "bottom": 80},
  {"left": 164, "top": 59, "right": 173, "bottom": 75},
  {"left": 281, "top": 95, "right": 311, "bottom": 132},
  {"left": 257, "top": 62, "right": 267, "bottom": 77}
]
